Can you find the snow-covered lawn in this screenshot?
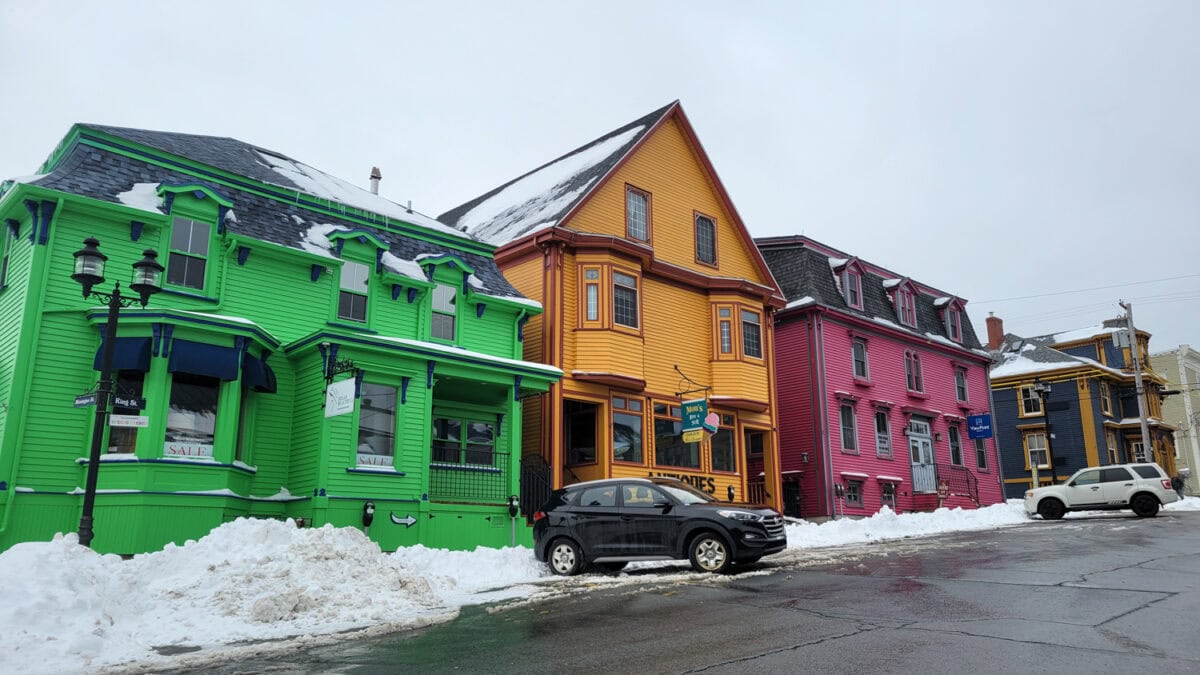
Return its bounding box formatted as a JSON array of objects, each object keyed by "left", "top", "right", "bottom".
[{"left": 2, "top": 496, "right": 1197, "bottom": 674}]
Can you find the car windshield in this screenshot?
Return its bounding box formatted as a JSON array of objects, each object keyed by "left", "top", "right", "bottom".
[{"left": 657, "top": 482, "right": 716, "bottom": 505}]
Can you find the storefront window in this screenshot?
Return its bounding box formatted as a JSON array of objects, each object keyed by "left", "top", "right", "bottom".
[
  {"left": 612, "top": 396, "right": 643, "bottom": 463},
  {"left": 164, "top": 373, "right": 219, "bottom": 458},
  {"left": 431, "top": 417, "right": 496, "bottom": 466},
  {"left": 357, "top": 383, "right": 397, "bottom": 466},
  {"left": 108, "top": 370, "right": 145, "bottom": 454},
  {"left": 654, "top": 403, "right": 699, "bottom": 469},
  {"left": 711, "top": 426, "right": 735, "bottom": 472}
]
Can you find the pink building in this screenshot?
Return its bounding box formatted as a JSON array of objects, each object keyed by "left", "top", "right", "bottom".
[{"left": 756, "top": 236, "right": 1004, "bottom": 518}]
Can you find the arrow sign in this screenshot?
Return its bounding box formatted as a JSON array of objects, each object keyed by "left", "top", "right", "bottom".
[
  {"left": 73, "top": 393, "right": 97, "bottom": 408},
  {"left": 390, "top": 512, "right": 417, "bottom": 528}
]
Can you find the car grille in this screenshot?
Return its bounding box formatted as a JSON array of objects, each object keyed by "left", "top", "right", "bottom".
[{"left": 762, "top": 515, "right": 785, "bottom": 539}]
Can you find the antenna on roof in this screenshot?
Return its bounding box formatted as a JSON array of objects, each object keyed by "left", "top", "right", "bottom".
[{"left": 369, "top": 167, "right": 382, "bottom": 195}]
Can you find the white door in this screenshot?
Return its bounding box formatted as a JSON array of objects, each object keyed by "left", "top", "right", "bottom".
[{"left": 908, "top": 420, "right": 936, "bottom": 492}]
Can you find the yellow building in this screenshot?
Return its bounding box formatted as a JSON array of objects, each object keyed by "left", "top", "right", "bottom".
[{"left": 440, "top": 102, "right": 786, "bottom": 511}]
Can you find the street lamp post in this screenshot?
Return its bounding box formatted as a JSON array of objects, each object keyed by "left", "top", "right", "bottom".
[
  {"left": 1032, "top": 378, "right": 1059, "bottom": 483},
  {"left": 71, "top": 238, "right": 164, "bottom": 548}
]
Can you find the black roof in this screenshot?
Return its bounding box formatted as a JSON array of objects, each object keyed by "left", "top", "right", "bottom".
[
  {"left": 757, "top": 238, "right": 984, "bottom": 350},
  {"left": 438, "top": 102, "right": 676, "bottom": 245},
  {"left": 24, "top": 124, "right": 522, "bottom": 298}
]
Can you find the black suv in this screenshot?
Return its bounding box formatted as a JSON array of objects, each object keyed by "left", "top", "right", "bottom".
[{"left": 532, "top": 477, "right": 787, "bottom": 575}]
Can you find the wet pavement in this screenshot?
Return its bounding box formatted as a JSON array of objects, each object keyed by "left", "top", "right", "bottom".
[{"left": 171, "top": 511, "right": 1200, "bottom": 674}]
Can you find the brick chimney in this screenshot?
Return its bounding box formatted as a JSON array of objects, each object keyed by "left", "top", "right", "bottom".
[{"left": 986, "top": 312, "right": 1004, "bottom": 350}]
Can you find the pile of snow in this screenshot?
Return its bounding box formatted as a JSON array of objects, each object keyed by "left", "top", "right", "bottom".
[{"left": 2, "top": 498, "right": 1197, "bottom": 673}]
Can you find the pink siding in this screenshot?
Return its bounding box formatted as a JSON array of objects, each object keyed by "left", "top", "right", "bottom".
[{"left": 775, "top": 308, "right": 1004, "bottom": 519}]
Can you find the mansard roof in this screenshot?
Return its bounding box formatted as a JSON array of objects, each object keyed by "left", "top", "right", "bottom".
[
  {"left": 11, "top": 123, "right": 523, "bottom": 298},
  {"left": 756, "top": 235, "right": 984, "bottom": 351}
]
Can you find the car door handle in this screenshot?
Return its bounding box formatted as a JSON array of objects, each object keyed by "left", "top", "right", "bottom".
[
  {"left": 1090, "top": 487, "right": 1100, "bottom": 491},
  {"left": 620, "top": 516, "right": 635, "bottom": 521}
]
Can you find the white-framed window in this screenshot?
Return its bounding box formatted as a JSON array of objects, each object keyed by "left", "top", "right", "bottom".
[
  {"left": 845, "top": 270, "right": 862, "bottom": 308},
  {"left": 166, "top": 217, "right": 211, "bottom": 290},
  {"left": 845, "top": 480, "right": 863, "bottom": 507},
  {"left": 357, "top": 383, "right": 397, "bottom": 467},
  {"left": 431, "top": 283, "right": 457, "bottom": 339},
  {"left": 1025, "top": 431, "right": 1048, "bottom": 468},
  {"left": 852, "top": 338, "right": 869, "bottom": 379},
  {"left": 955, "top": 368, "right": 968, "bottom": 402},
  {"left": 897, "top": 289, "right": 916, "bottom": 326},
  {"left": 695, "top": 213, "right": 716, "bottom": 265},
  {"left": 1106, "top": 430, "right": 1120, "bottom": 463},
  {"left": 839, "top": 402, "right": 858, "bottom": 452},
  {"left": 948, "top": 424, "right": 963, "bottom": 465},
  {"left": 164, "top": 373, "right": 219, "bottom": 458},
  {"left": 974, "top": 438, "right": 988, "bottom": 470},
  {"left": 741, "top": 309, "right": 763, "bottom": 359},
  {"left": 1099, "top": 380, "right": 1112, "bottom": 416},
  {"left": 626, "top": 187, "right": 649, "bottom": 241},
  {"left": 1131, "top": 440, "right": 1147, "bottom": 463},
  {"left": 338, "top": 260, "right": 370, "bottom": 323},
  {"left": 881, "top": 481, "right": 897, "bottom": 509},
  {"left": 874, "top": 409, "right": 892, "bottom": 458},
  {"left": 946, "top": 308, "right": 962, "bottom": 342},
  {"left": 905, "top": 351, "right": 923, "bottom": 392},
  {"left": 1019, "top": 385, "right": 1043, "bottom": 416},
  {"left": 613, "top": 271, "right": 639, "bottom": 328}
]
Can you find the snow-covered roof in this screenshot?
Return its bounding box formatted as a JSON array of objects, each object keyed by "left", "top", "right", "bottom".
[{"left": 440, "top": 103, "right": 676, "bottom": 245}]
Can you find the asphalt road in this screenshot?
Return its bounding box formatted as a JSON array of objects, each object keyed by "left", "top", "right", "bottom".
[{"left": 182, "top": 511, "right": 1200, "bottom": 674}]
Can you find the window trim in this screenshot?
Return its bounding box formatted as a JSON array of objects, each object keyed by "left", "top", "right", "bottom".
[
  {"left": 714, "top": 304, "right": 735, "bottom": 359},
  {"left": 1018, "top": 385, "right": 1043, "bottom": 417},
  {"left": 896, "top": 289, "right": 916, "bottom": 327},
  {"left": 612, "top": 268, "right": 641, "bottom": 332},
  {"left": 839, "top": 401, "right": 858, "bottom": 453},
  {"left": 165, "top": 216, "right": 214, "bottom": 292},
  {"left": 653, "top": 400, "right": 700, "bottom": 470},
  {"left": 954, "top": 367, "right": 968, "bottom": 403},
  {"left": 431, "top": 415, "right": 496, "bottom": 467},
  {"left": 844, "top": 479, "right": 864, "bottom": 508},
  {"left": 844, "top": 270, "right": 862, "bottom": 309},
  {"left": 1023, "top": 430, "right": 1050, "bottom": 470},
  {"left": 946, "top": 307, "right": 962, "bottom": 342},
  {"left": 625, "top": 185, "right": 652, "bottom": 243},
  {"left": 904, "top": 350, "right": 924, "bottom": 393},
  {"left": 948, "top": 424, "right": 963, "bottom": 465},
  {"left": 852, "top": 337, "right": 870, "bottom": 381},
  {"left": 709, "top": 415, "right": 738, "bottom": 475},
  {"left": 741, "top": 308, "right": 763, "bottom": 360},
  {"left": 337, "top": 259, "right": 372, "bottom": 324},
  {"left": 612, "top": 396, "right": 645, "bottom": 465},
  {"left": 1099, "top": 380, "right": 1112, "bottom": 417},
  {"left": 974, "top": 437, "right": 988, "bottom": 471},
  {"left": 874, "top": 409, "right": 892, "bottom": 458},
  {"left": 358, "top": 382, "right": 399, "bottom": 468},
  {"left": 430, "top": 282, "right": 458, "bottom": 341},
  {"left": 693, "top": 210, "right": 718, "bottom": 267}
]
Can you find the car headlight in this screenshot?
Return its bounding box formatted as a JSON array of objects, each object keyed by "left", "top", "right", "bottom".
[{"left": 717, "top": 509, "right": 762, "bottom": 522}]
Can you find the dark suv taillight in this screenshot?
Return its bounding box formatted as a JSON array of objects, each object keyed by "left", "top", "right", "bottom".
[{"left": 533, "top": 510, "right": 547, "bottom": 522}]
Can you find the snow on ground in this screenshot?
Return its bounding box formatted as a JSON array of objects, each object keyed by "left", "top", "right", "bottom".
[{"left": 2, "top": 497, "right": 1198, "bottom": 674}]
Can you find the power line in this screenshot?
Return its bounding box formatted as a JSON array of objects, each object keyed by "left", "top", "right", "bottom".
[{"left": 976, "top": 273, "right": 1200, "bottom": 304}]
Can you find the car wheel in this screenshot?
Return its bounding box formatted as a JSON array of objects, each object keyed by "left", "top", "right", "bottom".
[
  {"left": 1037, "top": 498, "right": 1065, "bottom": 520},
  {"left": 1131, "top": 494, "right": 1160, "bottom": 518},
  {"left": 689, "top": 532, "right": 732, "bottom": 574},
  {"left": 547, "top": 538, "right": 584, "bottom": 576},
  {"left": 592, "top": 561, "right": 627, "bottom": 573}
]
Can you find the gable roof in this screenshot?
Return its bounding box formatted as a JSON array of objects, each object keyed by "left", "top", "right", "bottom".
[
  {"left": 14, "top": 124, "right": 524, "bottom": 298},
  {"left": 757, "top": 235, "right": 985, "bottom": 351},
  {"left": 438, "top": 102, "right": 675, "bottom": 246}
]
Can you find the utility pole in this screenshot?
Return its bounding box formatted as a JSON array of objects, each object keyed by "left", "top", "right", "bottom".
[{"left": 1119, "top": 300, "right": 1153, "bottom": 462}]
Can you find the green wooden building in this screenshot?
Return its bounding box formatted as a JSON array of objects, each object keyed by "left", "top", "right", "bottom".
[{"left": 0, "top": 124, "right": 560, "bottom": 554}]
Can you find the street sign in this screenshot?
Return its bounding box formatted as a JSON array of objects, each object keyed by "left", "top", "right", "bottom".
[
  {"left": 73, "top": 393, "right": 97, "bottom": 408},
  {"left": 967, "top": 414, "right": 993, "bottom": 439},
  {"left": 109, "top": 414, "right": 149, "bottom": 428},
  {"left": 112, "top": 395, "right": 147, "bottom": 410}
]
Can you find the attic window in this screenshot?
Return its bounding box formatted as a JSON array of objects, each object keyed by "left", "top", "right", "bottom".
[
  {"left": 625, "top": 187, "right": 650, "bottom": 242},
  {"left": 166, "top": 218, "right": 211, "bottom": 290},
  {"left": 431, "top": 284, "right": 457, "bottom": 340},
  {"left": 946, "top": 307, "right": 962, "bottom": 342},
  {"left": 695, "top": 213, "right": 717, "bottom": 265},
  {"left": 844, "top": 270, "right": 862, "bottom": 309},
  {"left": 896, "top": 289, "right": 916, "bottom": 327}
]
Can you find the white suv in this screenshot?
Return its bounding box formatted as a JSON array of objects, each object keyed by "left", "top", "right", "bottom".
[{"left": 1024, "top": 463, "right": 1179, "bottom": 520}]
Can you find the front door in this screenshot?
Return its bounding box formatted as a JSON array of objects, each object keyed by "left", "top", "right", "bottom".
[{"left": 908, "top": 419, "right": 936, "bottom": 492}]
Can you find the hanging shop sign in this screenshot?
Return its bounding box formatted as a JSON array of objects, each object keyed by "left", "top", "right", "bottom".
[
  {"left": 681, "top": 398, "right": 708, "bottom": 443},
  {"left": 325, "top": 378, "right": 356, "bottom": 418},
  {"left": 967, "top": 414, "right": 993, "bottom": 439}
]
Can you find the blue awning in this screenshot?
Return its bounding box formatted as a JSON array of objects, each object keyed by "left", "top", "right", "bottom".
[
  {"left": 168, "top": 339, "right": 240, "bottom": 381},
  {"left": 242, "top": 352, "right": 278, "bottom": 393},
  {"left": 93, "top": 337, "right": 152, "bottom": 372}
]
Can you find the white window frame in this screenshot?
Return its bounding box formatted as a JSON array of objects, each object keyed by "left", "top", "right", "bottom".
[
  {"left": 338, "top": 260, "right": 371, "bottom": 323},
  {"left": 897, "top": 289, "right": 916, "bottom": 326},
  {"left": 844, "top": 270, "right": 862, "bottom": 308},
  {"left": 946, "top": 308, "right": 962, "bottom": 342},
  {"left": 626, "top": 187, "right": 649, "bottom": 241},
  {"left": 948, "top": 424, "right": 963, "bottom": 465},
  {"left": 905, "top": 351, "right": 923, "bottom": 392},
  {"left": 431, "top": 283, "right": 457, "bottom": 340},
  {"left": 1019, "top": 385, "right": 1043, "bottom": 416},
  {"left": 839, "top": 402, "right": 858, "bottom": 452},
  {"left": 874, "top": 409, "right": 892, "bottom": 458},
  {"left": 741, "top": 309, "right": 763, "bottom": 359},
  {"left": 852, "top": 338, "right": 869, "bottom": 379},
  {"left": 1026, "top": 431, "right": 1048, "bottom": 468},
  {"left": 955, "top": 368, "right": 968, "bottom": 402},
  {"left": 613, "top": 271, "right": 639, "bottom": 329}
]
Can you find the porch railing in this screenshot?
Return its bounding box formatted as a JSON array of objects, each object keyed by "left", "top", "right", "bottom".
[
  {"left": 430, "top": 449, "right": 511, "bottom": 504},
  {"left": 934, "top": 463, "right": 979, "bottom": 505}
]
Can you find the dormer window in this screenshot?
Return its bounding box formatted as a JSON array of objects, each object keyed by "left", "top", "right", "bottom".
[
  {"left": 844, "top": 270, "right": 862, "bottom": 309},
  {"left": 166, "top": 218, "right": 211, "bottom": 290},
  {"left": 432, "top": 283, "right": 457, "bottom": 340},
  {"left": 897, "top": 289, "right": 916, "bottom": 327},
  {"left": 946, "top": 307, "right": 962, "bottom": 342},
  {"left": 338, "top": 261, "right": 370, "bottom": 322}
]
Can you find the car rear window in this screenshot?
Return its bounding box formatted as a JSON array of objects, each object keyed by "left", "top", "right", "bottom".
[{"left": 1131, "top": 465, "right": 1164, "bottom": 479}]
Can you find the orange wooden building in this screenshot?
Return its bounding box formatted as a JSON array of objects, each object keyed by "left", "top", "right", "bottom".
[{"left": 440, "top": 102, "right": 786, "bottom": 511}]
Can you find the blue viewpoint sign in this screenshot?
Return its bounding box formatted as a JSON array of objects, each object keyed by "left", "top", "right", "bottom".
[{"left": 967, "top": 414, "right": 993, "bottom": 439}]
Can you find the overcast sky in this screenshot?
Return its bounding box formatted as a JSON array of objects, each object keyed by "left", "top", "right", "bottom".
[{"left": 2, "top": 1, "right": 1197, "bottom": 351}]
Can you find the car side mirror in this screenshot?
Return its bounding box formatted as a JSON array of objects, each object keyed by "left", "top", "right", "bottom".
[{"left": 653, "top": 500, "right": 672, "bottom": 511}]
